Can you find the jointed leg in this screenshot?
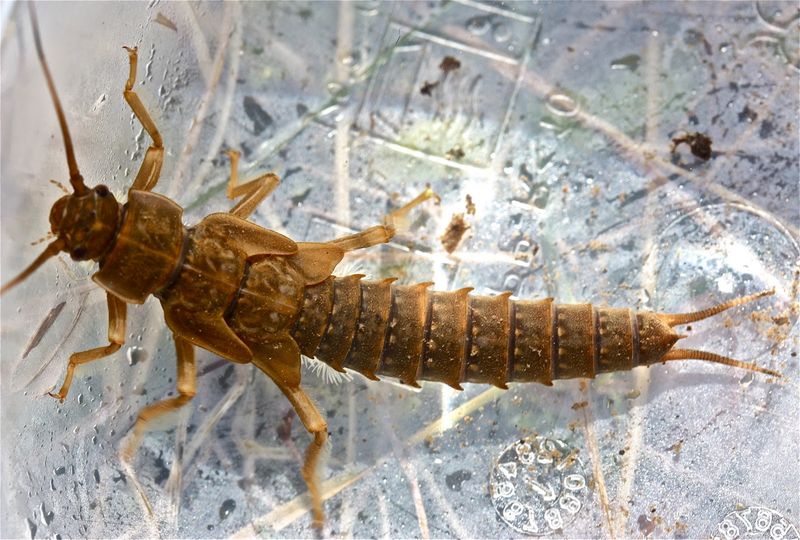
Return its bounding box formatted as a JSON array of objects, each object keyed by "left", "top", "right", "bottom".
[
  {"left": 121, "top": 337, "right": 197, "bottom": 462},
  {"left": 331, "top": 187, "right": 440, "bottom": 252},
  {"left": 277, "top": 383, "right": 328, "bottom": 529},
  {"left": 123, "top": 46, "right": 164, "bottom": 192},
  {"left": 252, "top": 352, "right": 328, "bottom": 529},
  {"left": 49, "top": 292, "right": 126, "bottom": 401},
  {"left": 225, "top": 150, "right": 281, "bottom": 219}
]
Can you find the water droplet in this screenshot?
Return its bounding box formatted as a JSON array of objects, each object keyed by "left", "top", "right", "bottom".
[
  {"left": 26, "top": 519, "right": 37, "bottom": 539},
  {"left": 503, "top": 274, "right": 520, "bottom": 291},
  {"left": 356, "top": 1, "right": 380, "bottom": 16},
  {"left": 546, "top": 93, "right": 579, "bottom": 117},
  {"left": 127, "top": 346, "right": 147, "bottom": 366},
  {"left": 341, "top": 50, "right": 363, "bottom": 69},
  {"left": 610, "top": 54, "right": 641, "bottom": 71},
  {"left": 466, "top": 16, "right": 491, "bottom": 36},
  {"left": 640, "top": 289, "right": 651, "bottom": 305},
  {"left": 219, "top": 499, "right": 236, "bottom": 520},
  {"left": 493, "top": 23, "right": 511, "bottom": 43},
  {"left": 739, "top": 372, "right": 754, "bottom": 387},
  {"left": 326, "top": 81, "right": 344, "bottom": 95},
  {"left": 38, "top": 502, "right": 54, "bottom": 524},
  {"left": 91, "top": 94, "right": 108, "bottom": 114}
]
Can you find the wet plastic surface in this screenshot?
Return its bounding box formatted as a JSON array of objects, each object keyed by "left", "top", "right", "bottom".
[{"left": 1, "top": 1, "right": 798, "bottom": 538}]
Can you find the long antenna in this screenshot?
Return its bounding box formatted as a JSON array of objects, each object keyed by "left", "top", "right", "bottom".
[
  {"left": 27, "top": 2, "right": 86, "bottom": 194},
  {"left": 0, "top": 239, "right": 64, "bottom": 296}
]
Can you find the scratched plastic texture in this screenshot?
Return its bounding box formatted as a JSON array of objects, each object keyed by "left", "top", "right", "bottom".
[{"left": 1, "top": 2, "right": 798, "bottom": 539}]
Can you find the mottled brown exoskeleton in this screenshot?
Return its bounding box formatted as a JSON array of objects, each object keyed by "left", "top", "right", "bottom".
[{"left": 2, "top": 4, "right": 780, "bottom": 530}]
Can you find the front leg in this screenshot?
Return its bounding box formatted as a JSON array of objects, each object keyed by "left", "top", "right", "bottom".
[
  {"left": 123, "top": 46, "right": 164, "bottom": 192},
  {"left": 49, "top": 292, "right": 126, "bottom": 401}
]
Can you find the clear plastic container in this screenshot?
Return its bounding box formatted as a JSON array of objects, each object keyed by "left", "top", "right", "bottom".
[{"left": 1, "top": 2, "right": 797, "bottom": 538}]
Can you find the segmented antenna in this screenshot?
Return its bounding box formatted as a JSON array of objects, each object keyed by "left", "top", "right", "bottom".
[
  {"left": 28, "top": 3, "right": 86, "bottom": 194},
  {"left": 0, "top": 238, "right": 64, "bottom": 296}
]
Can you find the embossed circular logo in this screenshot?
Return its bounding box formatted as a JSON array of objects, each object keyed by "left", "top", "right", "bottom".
[
  {"left": 489, "top": 435, "right": 589, "bottom": 536},
  {"left": 713, "top": 506, "right": 799, "bottom": 540}
]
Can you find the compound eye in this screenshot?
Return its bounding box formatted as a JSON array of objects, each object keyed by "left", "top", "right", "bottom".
[{"left": 95, "top": 185, "right": 109, "bottom": 197}]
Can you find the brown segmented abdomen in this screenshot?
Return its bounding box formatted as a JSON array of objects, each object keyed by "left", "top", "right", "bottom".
[{"left": 291, "top": 275, "right": 644, "bottom": 388}]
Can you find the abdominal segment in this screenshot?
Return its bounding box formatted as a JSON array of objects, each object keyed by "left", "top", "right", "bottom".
[{"left": 291, "top": 275, "right": 642, "bottom": 389}]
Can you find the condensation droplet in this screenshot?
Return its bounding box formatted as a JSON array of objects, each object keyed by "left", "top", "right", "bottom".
[
  {"left": 610, "top": 54, "right": 641, "bottom": 71},
  {"left": 219, "top": 499, "right": 236, "bottom": 520},
  {"left": 91, "top": 94, "right": 108, "bottom": 113},
  {"left": 546, "top": 93, "right": 579, "bottom": 117},
  {"left": 127, "top": 346, "right": 147, "bottom": 366},
  {"left": 356, "top": 1, "right": 380, "bottom": 16},
  {"left": 641, "top": 289, "right": 651, "bottom": 305},
  {"left": 493, "top": 23, "right": 511, "bottom": 43},
  {"left": 739, "top": 371, "right": 754, "bottom": 387},
  {"left": 39, "top": 503, "right": 54, "bottom": 526},
  {"left": 341, "top": 49, "right": 363, "bottom": 69},
  {"left": 503, "top": 274, "right": 520, "bottom": 291},
  {"left": 326, "top": 81, "right": 344, "bottom": 95},
  {"left": 466, "top": 16, "right": 491, "bottom": 36}
]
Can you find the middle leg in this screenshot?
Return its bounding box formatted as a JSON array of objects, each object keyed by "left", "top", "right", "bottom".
[
  {"left": 225, "top": 150, "right": 281, "bottom": 219},
  {"left": 121, "top": 336, "right": 197, "bottom": 462}
]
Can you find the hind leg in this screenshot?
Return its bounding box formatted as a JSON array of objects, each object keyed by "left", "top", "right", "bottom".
[
  {"left": 277, "top": 383, "right": 328, "bottom": 529},
  {"left": 330, "top": 187, "right": 439, "bottom": 252},
  {"left": 251, "top": 346, "right": 328, "bottom": 529}
]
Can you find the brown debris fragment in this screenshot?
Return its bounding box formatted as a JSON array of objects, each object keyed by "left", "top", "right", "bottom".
[
  {"left": 670, "top": 131, "right": 713, "bottom": 160},
  {"left": 420, "top": 80, "right": 440, "bottom": 96},
  {"left": 668, "top": 439, "right": 684, "bottom": 459},
  {"left": 465, "top": 194, "right": 476, "bottom": 215},
  {"left": 440, "top": 214, "right": 469, "bottom": 254},
  {"left": 153, "top": 11, "right": 178, "bottom": 32},
  {"left": 445, "top": 145, "right": 465, "bottom": 161},
  {"left": 439, "top": 56, "right": 461, "bottom": 73},
  {"left": 276, "top": 410, "right": 294, "bottom": 442},
  {"left": 439, "top": 194, "right": 478, "bottom": 253}
]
